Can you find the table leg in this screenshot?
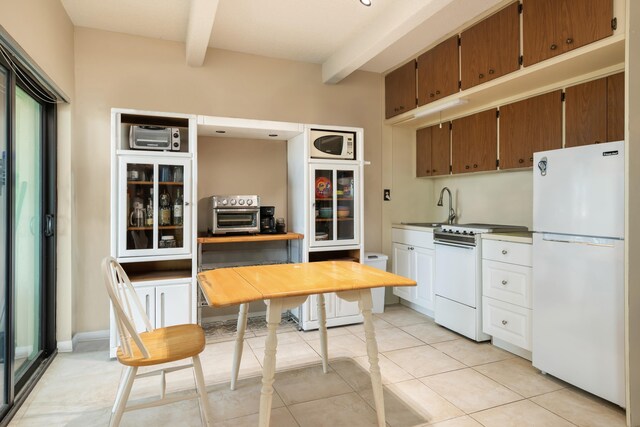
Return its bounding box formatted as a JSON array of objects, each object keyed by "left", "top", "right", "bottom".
[
  {"left": 317, "top": 294, "right": 329, "bottom": 373},
  {"left": 259, "top": 299, "right": 282, "bottom": 427},
  {"left": 359, "top": 289, "right": 385, "bottom": 427},
  {"left": 231, "top": 302, "right": 248, "bottom": 391}
]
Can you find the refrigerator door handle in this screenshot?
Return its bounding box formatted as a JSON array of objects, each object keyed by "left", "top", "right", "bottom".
[
  {"left": 537, "top": 157, "right": 547, "bottom": 176},
  {"left": 541, "top": 233, "right": 617, "bottom": 247}
]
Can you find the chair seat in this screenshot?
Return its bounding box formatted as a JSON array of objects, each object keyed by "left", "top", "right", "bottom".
[{"left": 117, "top": 324, "right": 206, "bottom": 367}]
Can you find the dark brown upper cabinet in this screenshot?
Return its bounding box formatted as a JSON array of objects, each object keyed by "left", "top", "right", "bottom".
[
  {"left": 460, "top": 2, "right": 520, "bottom": 90},
  {"left": 565, "top": 72, "right": 624, "bottom": 147},
  {"left": 385, "top": 60, "right": 417, "bottom": 119},
  {"left": 499, "top": 91, "right": 563, "bottom": 170},
  {"left": 452, "top": 109, "right": 497, "bottom": 174},
  {"left": 522, "top": 0, "right": 614, "bottom": 67},
  {"left": 417, "top": 36, "right": 460, "bottom": 106},
  {"left": 416, "top": 124, "right": 451, "bottom": 177}
]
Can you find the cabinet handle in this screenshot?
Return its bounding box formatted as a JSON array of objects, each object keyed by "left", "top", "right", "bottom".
[
  {"left": 465, "top": 165, "right": 470, "bottom": 170},
  {"left": 502, "top": 249, "right": 508, "bottom": 255},
  {"left": 518, "top": 158, "right": 524, "bottom": 164},
  {"left": 184, "top": 202, "right": 190, "bottom": 206},
  {"left": 501, "top": 280, "right": 508, "bottom": 285},
  {"left": 529, "top": 157, "right": 533, "bottom": 162},
  {"left": 435, "top": 90, "right": 441, "bottom": 95},
  {"left": 488, "top": 69, "right": 495, "bottom": 75},
  {"left": 430, "top": 93, "right": 435, "bottom": 98},
  {"left": 432, "top": 169, "right": 437, "bottom": 173},
  {"left": 473, "top": 164, "right": 478, "bottom": 168},
  {"left": 479, "top": 73, "right": 485, "bottom": 79},
  {"left": 566, "top": 38, "right": 574, "bottom": 45},
  {"left": 160, "top": 292, "right": 165, "bottom": 328},
  {"left": 502, "top": 320, "right": 508, "bottom": 326},
  {"left": 550, "top": 44, "right": 557, "bottom": 50}
]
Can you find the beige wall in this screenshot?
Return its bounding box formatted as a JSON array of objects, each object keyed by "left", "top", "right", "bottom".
[
  {"left": 73, "top": 28, "right": 383, "bottom": 333},
  {"left": 0, "top": 0, "right": 75, "bottom": 348},
  {"left": 197, "top": 137, "right": 288, "bottom": 233}
]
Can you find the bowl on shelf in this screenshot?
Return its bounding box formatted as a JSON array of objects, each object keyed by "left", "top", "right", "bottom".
[
  {"left": 337, "top": 177, "right": 352, "bottom": 186},
  {"left": 315, "top": 232, "right": 329, "bottom": 241},
  {"left": 319, "top": 207, "right": 333, "bottom": 218},
  {"left": 337, "top": 206, "right": 350, "bottom": 218}
]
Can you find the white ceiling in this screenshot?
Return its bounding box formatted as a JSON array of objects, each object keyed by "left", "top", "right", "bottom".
[{"left": 61, "top": 0, "right": 504, "bottom": 83}]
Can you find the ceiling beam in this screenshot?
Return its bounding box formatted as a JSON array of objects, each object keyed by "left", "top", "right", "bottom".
[
  {"left": 185, "top": 0, "right": 219, "bottom": 67},
  {"left": 322, "top": 0, "right": 455, "bottom": 84}
]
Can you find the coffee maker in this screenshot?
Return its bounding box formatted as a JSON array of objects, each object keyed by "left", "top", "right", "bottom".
[{"left": 260, "top": 206, "right": 276, "bottom": 234}]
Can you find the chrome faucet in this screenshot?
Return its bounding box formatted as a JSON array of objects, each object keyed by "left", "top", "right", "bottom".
[{"left": 437, "top": 187, "right": 456, "bottom": 225}]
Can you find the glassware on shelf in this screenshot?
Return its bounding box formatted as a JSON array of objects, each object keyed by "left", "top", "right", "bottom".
[
  {"left": 173, "top": 166, "right": 183, "bottom": 183},
  {"left": 145, "top": 189, "right": 154, "bottom": 227},
  {"left": 159, "top": 235, "right": 176, "bottom": 248},
  {"left": 159, "top": 190, "right": 172, "bottom": 226},
  {"left": 129, "top": 197, "right": 146, "bottom": 228},
  {"left": 159, "top": 165, "right": 172, "bottom": 182},
  {"left": 173, "top": 189, "right": 183, "bottom": 226}
]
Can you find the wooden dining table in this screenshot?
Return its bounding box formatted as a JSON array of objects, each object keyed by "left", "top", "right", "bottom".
[{"left": 197, "top": 260, "right": 416, "bottom": 427}]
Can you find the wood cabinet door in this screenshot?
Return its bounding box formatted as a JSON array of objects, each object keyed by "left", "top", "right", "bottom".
[
  {"left": 385, "top": 60, "right": 416, "bottom": 119},
  {"left": 431, "top": 124, "right": 451, "bottom": 176},
  {"left": 499, "top": 90, "right": 562, "bottom": 170},
  {"left": 452, "top": 109, "right": 497, "bottom": 174},
  {"left": 565, "top": 77, "right": 607, "bottom": 147},
  {"left": 416, "top": 127, "right": 432, "bottom": 177},
  {"left": 417, "top": 36, "right": 459, "bottom": 106},
  {"left": 461, "top": 2, "right": 520, "bottom": 90},
  {"left": 523, "top": 0, "right": 613, "bottom": 66},
  {"left": 607, "top": 72, "right": 625, "bottom": 142}
]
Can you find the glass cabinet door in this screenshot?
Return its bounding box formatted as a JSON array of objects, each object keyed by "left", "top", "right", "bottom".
[
  {"left": 119, "top": 156, "right": 190, "bottom": 258},
  {"left": 311, "top": 165, "right": 359, "bottom": 247}
]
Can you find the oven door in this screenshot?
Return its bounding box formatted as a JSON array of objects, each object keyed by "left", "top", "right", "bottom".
[
  {"left": 213, "top": 208, "right": 259, "bottom": 233},
  {"left": 434, "top": 241, "right": 479, "bottom": 308}
]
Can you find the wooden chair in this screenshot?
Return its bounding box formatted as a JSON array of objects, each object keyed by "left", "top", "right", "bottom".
[{"left": 103, "top": 257, "right": 212, "bottom": 427}]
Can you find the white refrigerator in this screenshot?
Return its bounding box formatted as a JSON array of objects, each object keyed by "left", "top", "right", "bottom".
[{"left": 532, "top": 140, "right": 625, "bottom": 407}]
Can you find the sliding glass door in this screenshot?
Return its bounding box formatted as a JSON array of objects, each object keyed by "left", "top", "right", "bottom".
[
  {"left": 13, "top": 87, "right": 42, "bottom": 382},
  {"left": 0, "top": 62, "right": 7, "bottom": 414},
  {"left": 0, "top": 48, "right": 56, "bottom": 421}
]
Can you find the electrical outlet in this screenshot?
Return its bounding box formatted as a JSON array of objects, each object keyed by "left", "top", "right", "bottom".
[{"left": 383, "top": 189, "right": 391, "bottom": 201}]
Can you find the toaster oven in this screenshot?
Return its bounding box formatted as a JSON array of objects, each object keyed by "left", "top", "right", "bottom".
[
  {"left": 209, "top": 195, "right": 260, "bottom": 234},
  {"left": 129, "top": 125, "right": 181, "bottom": 151}
]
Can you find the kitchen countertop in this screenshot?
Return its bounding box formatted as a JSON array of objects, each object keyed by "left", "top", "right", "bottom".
[
  {"left": 482, "top": 231, "right": 533, "bottom": 244},
  {"left": 391, "top": 223, "right": 441, "bottom": 231}
]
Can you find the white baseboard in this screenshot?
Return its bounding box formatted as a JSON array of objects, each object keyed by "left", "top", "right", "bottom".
[
  {"left": 57, "top": 340, "right": 73, "bottom": 353},
  {"left": 72, "top": 330, "right": 109, "bottom": 350}
]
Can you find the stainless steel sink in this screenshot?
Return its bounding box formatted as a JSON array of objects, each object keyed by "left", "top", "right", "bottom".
[{"left": 401, "top": 222, "right": 446, "bottom": 228}]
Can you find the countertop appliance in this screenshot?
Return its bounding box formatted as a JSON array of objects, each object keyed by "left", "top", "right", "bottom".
[
  {"left": 434, "top": 223, "right": 528, "bottom": 341},
  {"left": 310, "top": 129, "right": 355, "bottom": 160},
  {"left": 209, "top": 195, "right": 260, "bottom": 234},
  {"left": 129, "top": 125, "right": 180, "bottom": 151},
  {"left": 260, "top": 206, "right": 277, "bottom": 234},
  {"left": 533, "top": 140, "right": 625, "bottom": 407}
]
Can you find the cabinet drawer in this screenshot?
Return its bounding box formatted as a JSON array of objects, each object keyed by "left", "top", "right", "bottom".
[
  {"left": 392, "top": 228, "right": 434, "bottom": 249},
  {"left": 482, "top": 239, "right": 532, "bottom": 266},
  {"left": 482, "top": 260, "right": 532, "bottom": 308},
  {"left": 482, "top": 296, "right": 532, "bottom": 351}
]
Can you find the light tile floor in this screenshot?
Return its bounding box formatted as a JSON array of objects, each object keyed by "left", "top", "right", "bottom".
[{"left": 8, "top": 305, "right": 627, "bottom": 426}]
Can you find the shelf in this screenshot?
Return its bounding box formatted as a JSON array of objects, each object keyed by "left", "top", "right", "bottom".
[
  {"left": 197, "top": 232, "right": 304, "bottom": 244},
  {"left": 316, "top": 197, "right": 353, "bottom": 201},
  {"left": 128, "top": 225, "right": 183, "bottom": 231},
  {"left": 128, "top": 269, "right": 192, "bottom": 283},
  {"left": 315, "top": 218, "right": 354, "bottom": 222},
  {"left": 128, "top": 181, "right": 153, "bottom": 185},
  {"left": 159, "top": 181, "right": 184, "bottom": 186}
]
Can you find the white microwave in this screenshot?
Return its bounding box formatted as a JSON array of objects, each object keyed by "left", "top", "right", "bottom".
[{"left": 310, "top": 130, "right": 355, "bottom": 160}]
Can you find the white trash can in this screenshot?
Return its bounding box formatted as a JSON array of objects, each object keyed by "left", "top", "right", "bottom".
[{"left": 363, "top": 252, "right": 388, "bottom": 313}]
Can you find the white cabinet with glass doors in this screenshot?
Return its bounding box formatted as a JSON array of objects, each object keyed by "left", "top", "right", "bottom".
[
  {"left": 310, "top": 164, "right": 359, "bottom": 247},
  {"left": 117, "top": 155, "right": 191, "bottom": 258}
]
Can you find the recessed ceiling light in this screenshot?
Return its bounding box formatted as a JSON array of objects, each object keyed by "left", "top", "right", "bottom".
[
  {"left": 215, "top": 130, "right": 226, "bottom": 134},
  {"left": 269, "top": 134, "right": 278, "bottom": 137},
  {"left": 360, "top": 0, "right": 372, "bottom": 6}
]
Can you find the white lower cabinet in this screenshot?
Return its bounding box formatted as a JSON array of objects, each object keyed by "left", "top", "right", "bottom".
[
  {"left": 392, "top": 228, "right": 435, "bottom": 314},
  {"left": 481, "top": 238, "right": 533, "bottom": 358},
  {"left": 307, "top": 293, "right": 360, "bottom": 322},
  {"left": 110, "top": 280, "right": 192, "bottom": 357}
]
